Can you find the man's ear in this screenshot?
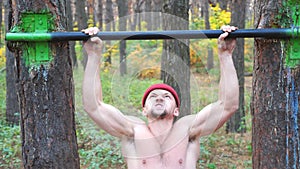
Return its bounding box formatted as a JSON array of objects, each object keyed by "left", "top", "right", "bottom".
[
  {"left": 142, "top": 107, "right": 147, "bottom": 116},
  {"left": 173, "top": 108, "right": 179, "bottom": 117}
]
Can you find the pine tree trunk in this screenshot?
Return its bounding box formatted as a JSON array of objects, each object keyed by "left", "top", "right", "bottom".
[
  {"left": 145, "top": 0, "right": 152, "bottom": 30},
  {"left": 5, "top": 49, "right": 20, "bottom": 125},
  {"left": 98, "top": 0, "right": 103, "bottom": 30},
  {"left": 75, "top": 0, "right": 88, "bottom": 68},
  {"left": 104, "top": 0, "right": 113, "bottom": 65},
  {"left": 252, "top": 0, "right": 300, "bottom": 168},
  {"left": 217, "top": 0, "right": 228, "bottom": 10},
  {"left": 5, "top": 0, "right": 20, "bottom": 126},
  {"left": 66, "top": 0, "right": 77, "bottom": 68},
  {"left": 162, "top": 0, "right": 191, "bottom": 117},
  {"left": 204, "top": 0, "right": 214, "bottom": 70},
  {"left": 117, "top": 0, "right": 128, "bottom": 75},
  {"left": 7, "top": 0, "right": 80, "bottom": 168},
  {"left": 153, "top": 0, "right": 162, "bottom": 29},
  {"left": 226, "top": 0, "right": 246, "bottom": 133}
]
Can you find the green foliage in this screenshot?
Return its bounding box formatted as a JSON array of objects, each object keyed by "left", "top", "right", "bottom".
[
  {"left": 0, "top": 121, "right": 22, "bottom": 168},
  {"left": 190, "top": 17, "right": 205, "bottom": 30},
  {"left": 77, "top": 129, "right": 125, "bottom": 169},
  {"left": 0, "top": 72, "right": 6, "bottom": 120},
  {"left": 276, "top": 0, "right": 299, "bottom": 27},
  {"left": 207, "top": 163, "right": 217, "bottom": 169},
  {"left": 209, "top": 3, "right": 231, "bottom": 29}
]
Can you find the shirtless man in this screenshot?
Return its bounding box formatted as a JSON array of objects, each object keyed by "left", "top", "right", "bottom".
[{"left": 82, "top": 25, "right": 239, "bottom": 169}]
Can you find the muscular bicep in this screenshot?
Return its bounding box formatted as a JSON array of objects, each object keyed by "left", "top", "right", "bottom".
[
  {"left": 187, "top": 101, "right": 232, "bottom": 138},
  {"left": 87, "top": 102, "right": 142, "bottom": 138}
]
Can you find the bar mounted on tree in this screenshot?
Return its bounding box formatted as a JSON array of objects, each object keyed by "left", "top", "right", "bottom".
[{"left": 5, "top": 12, "right": 300, "bottom": 67}]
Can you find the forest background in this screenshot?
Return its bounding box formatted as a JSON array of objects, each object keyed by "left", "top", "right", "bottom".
[{"left": 0, "top": 0, "right": 255, "bottom": 168}]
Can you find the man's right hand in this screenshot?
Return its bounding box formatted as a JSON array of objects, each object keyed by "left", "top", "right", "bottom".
[
  {"left": 217, "top": 25, "right": 237, "bottom": 56},
  {"left": 82, "top": 27, "right": 103, "bottom": 58}
]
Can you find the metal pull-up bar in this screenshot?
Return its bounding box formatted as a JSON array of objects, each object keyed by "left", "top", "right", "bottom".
[
  {"left": 6, "top": 13, "right": 299, "bottom": 68},
  {"left": 5, "top": 28, "right": 299, "bottom": 42}
]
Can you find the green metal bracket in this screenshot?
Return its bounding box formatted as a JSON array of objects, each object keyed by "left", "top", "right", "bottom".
[
  {"left": 12, "top": 13, "right": 52, "bottom": 66},
  {"left": 286, "top": 5, "right": 300, "bottom": 68}
]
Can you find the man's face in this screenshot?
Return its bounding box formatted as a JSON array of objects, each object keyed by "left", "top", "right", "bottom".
[{"left": 143, "top": 89, "right": 179, "bottom": 119}]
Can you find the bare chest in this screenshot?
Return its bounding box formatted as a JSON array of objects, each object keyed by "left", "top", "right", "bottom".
[{"left": 121, "top": 126, "right": 198, "bottom": 169}]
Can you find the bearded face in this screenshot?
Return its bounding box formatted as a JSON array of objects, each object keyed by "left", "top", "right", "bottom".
[{"left": 143, "top": 89, "right": 179, "bottom": 119}]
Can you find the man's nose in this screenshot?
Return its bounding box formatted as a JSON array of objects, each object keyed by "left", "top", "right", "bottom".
[{"left": 156, "top": 95, "right": 164, "bottom": 102}]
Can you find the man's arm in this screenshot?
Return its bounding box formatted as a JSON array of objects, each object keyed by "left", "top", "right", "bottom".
[
  {"left": 185, "top": 26, "right": 239, "bottom": 138},
  {"left": 82, "top": 27, "right": 140, "bottom": 138}
]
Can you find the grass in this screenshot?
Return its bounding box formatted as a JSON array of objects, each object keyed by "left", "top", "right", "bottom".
[{"left": 0, "top": 39, "right": 253, "bottom": 168}]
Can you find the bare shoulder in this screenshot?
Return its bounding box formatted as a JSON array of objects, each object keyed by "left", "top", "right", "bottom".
[
  {"left": 125, "top": 115, "right": 146, "bottom": 125},
  {"left": 172, "top": 114, "right": 202, "bottom": 140},
  {"left": 171, "top": 115, "right": 197, "bottom": 134},
  {"left": 174, "top": 114, "right": 197, "bottom": 127}
]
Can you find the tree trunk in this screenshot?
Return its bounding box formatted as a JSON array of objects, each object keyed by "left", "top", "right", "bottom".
[
  {"left": 134, "top": 0, "right": 143, "bottom": 31},
  {"left": 162, "top": 0, "right": 191, "bottom": 118},
  {"left": 145, "top": 0, "right": 152, "bottom": 30},
  {"left": 226, "top": 0, "right": 246, "bottom": 133},
  {"left": 75, "top": 0, "right": 88, "bottom": 68},
  {"left": 5, "top": 0, "right": 20, "bottom": 126},
  {"left": 104, "top": 0, "right": 114, "bottom": 65},
  {"left": 5, "top": 49, "right": 20, "bottom": 125},
  {"left": 204, "top": 0, "right": 214, "bottom": 70},
  {"left": 66, "top": 0, "right": 77, "bottom": 68},
  {"left": 252, "top": 0, "right": 300, "bottom": 168},
  {"left": 153, "top": 0, "right": 163, "bottom": 29},
  {"left": 98, "top": 0, "right": 103, "bottom": 30},
  {"left": 7, "top": 0, "right": 80, "bottom": 168},
  {"left": 216, "top": 0, "right": 228, "bottom": 10},
  {"left": 117, "top": 0, "right": 128, "bottom": 75}
]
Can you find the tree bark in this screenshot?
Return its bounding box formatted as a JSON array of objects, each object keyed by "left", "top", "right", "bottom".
[
  {"left": 5, "top": 0, "right": 20, "bottom": 126},
  {"left": 162, "top": 0, "right": 191, "bottom": 118},
  {"left": 153, "top": 0, "right": 163, "bottom": 29},
  {"left": 5, "top": 48, "right": 20, "bottom": 125},
  {"left": 66, "top": 0, "right": 77, "bottom": 68},
  {"left": 204, "top": 0, "right": 214, "bottom": 70},
  {"left": 145, "top": 0, "right": 152, "bottom": 30},
  {"left": 226, "top": 0, "right": 246, "bottom": 133},
  {"left": 252, "top": 0, "right": 300, "bottom": 168},
  {"left": 98, "top": 0, "right": 103, "bottom": 30},
  {"left": 117, "top": 0, "right": 128, "bottom": 75},
  {"left": 216, "top": 0, "right": 228, "bottom": 10},
  {"left": 7, "top": 0, "right": 80, "bottom": 168},
  {"left": 75, "top": 0, "right": 88, "bottom": 68}
]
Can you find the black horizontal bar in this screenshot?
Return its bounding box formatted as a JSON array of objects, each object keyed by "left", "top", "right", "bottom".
[
  {"left": 5, "top": 28, "right": 296, "bottom": 42},
  {"left": 52, "top": 28, "right": 294, "bottom": 41}
]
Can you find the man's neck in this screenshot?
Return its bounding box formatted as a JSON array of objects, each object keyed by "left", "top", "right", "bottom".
[{"left": 147, "top": 117, "right": 173, "bottom": 144}]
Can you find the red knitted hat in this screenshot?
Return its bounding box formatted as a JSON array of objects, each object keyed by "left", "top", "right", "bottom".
[{"left": 142, "top": 83, "right": 180, "bottom": 108}]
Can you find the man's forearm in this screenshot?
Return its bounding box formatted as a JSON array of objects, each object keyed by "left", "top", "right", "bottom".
[
  {"left": 83, "top": 53, "right": 103, "bottom": 113},
  {"left": 218, "top": 53, "right": 239, "bottom": 113}
]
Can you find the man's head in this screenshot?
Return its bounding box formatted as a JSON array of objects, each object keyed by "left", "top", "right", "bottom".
[
  {"left": 142, "top": 84, "right": 180, "bottom": 119},
  {"left": 142, "top": 84, "right": 180, "bottom": 108}
]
